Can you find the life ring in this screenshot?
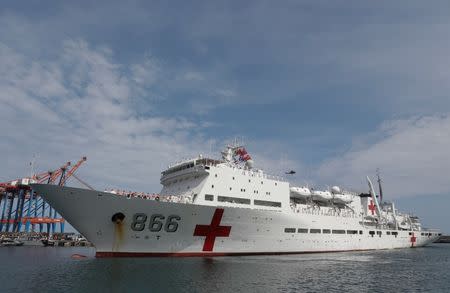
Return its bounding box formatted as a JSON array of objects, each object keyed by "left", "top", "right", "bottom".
[{"left": 155, "top": 196, "right": 160, "bottom": 201}]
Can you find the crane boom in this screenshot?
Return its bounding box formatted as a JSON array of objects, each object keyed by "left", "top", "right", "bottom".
[
  {"left": 48, "top": 162, "right": 71, "bottom": 184},
  {"left": 59, "top": 157, "right": 87, "bottom": 186}
]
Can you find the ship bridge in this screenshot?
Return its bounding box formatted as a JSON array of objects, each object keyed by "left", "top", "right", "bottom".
[
  {"left": 160, "top": 157, "right": 223, "bottom": 185},
  {"left": 159, "top": 146, "right": 290, "bottom": 211}
]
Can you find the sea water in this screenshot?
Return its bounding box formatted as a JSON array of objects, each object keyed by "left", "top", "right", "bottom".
[{"left": 0, "top": 245, "right": 449, "bottom": 292}]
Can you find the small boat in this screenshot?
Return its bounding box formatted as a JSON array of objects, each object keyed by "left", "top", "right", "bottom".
[
  {"left": 332, "top": 193, "right": 354, "bottom": 204},
  {"left": 330, "top": 186, "right": 353, "bottom": 204},
  {"left": 289, "top": 186, "right": 311, "bottom": 199},
  {"left": 311, "top": 190, "right": 333, "bottom": 202},
  {"left": 0, "top": 238, "right": 24, "bottom": 247},
  {"left": 41, "top": 239, "right": 56, "bottom": 247}
]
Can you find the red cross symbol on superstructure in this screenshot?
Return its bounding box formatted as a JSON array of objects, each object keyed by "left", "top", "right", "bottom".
[
  {"left": 410, "top": 232, "right": 417, "bottom": 247},
  {"left": 368, "top": 200, "right": 376, "bottom": 215},
  {"left": 193, "top": 208, "right": 231, "bottom": 252}
]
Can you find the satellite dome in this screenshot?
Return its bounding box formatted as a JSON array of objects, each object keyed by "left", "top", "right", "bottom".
[{"left": 331, "top": 186, "right": 341, "bottom": 194}]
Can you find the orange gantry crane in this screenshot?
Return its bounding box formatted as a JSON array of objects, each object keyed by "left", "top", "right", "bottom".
[{"left": 0, "top": 157, "right": 88, "bottom": 233}]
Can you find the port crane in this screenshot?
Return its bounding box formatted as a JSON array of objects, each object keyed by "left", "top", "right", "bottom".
[{"left": 0, "top": 157, "right": 87, "bottom": 233}]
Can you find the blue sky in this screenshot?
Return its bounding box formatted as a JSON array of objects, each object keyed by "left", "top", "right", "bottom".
[{"left": 1, "top": 1, "right": 450, "bottom": 232}]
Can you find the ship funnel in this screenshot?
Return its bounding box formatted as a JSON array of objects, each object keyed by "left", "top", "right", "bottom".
[{"left": 366, "top": 176, "right": 382, "bottom": 218}]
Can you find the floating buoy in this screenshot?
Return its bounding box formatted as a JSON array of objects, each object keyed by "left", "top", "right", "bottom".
[{"left": 71, "top": 254, "right": 87, "bottom": 259}]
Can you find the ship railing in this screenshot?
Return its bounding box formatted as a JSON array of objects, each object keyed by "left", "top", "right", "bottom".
[
  {"left": 167, "top": 157, "right": 223, "bottom": 169},
  {"left": 421, "top": 228, "right": 440, "bottom": 232},
  {"left": 290, "top": 203, "right": 357, "bottom": 218},
  {"left": 170, "top": 157, "right": 288, "bottom": 182},
  {"left": 105, "top": 190, "right": 192, "bottom": 204},
  {"left": 228, "top": 167, "right": 286, "bottom": 182},
  {"left": 167, "top": 157, "right": 198, "bottom": 169}
]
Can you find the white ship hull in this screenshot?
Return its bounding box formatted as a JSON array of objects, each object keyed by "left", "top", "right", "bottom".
[{"left": 32, "top": 184, "right": 439, "bottom": 257}]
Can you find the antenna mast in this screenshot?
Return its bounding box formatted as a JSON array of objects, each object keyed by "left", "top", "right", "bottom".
[{"left": 377, "top": 169, "right": 384, "bottom": 203}]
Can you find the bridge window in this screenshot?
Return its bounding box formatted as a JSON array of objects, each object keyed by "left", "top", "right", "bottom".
[
  {"left": 310, "top": 229, "right": 321, "bottom": 234},
  {"left": 284, "top": 228, "right": 296, "bottom": 233},
  {"left": 322, "top": 229, "right": 331, "bottom": 234},
  {"left": 332, "top": 230, "right": 345, "bottom": 234},
  {"left": 218, "top": 196, "right": 250, "bottom": 205},
  {"left": 369, "top": 231, "right": 375, "bottom": 237},
  {"left": 392, "top": 231, "right": 398, "bottom": 236},
  {"left": 205, "top": 194, "right": 214, "bottom": 201},
  {"left": 254, "top": 200, "right": 281, "bottom": 207},
  {"left": 347, "top": 230, "right": 358, "bottom": 234},
  {"left": 387, "top": 231, "right": 391, "bottom": 235},
  {"left": 298, "top": 228, "right": 308, "bottom": 233},
  {"left": 359, "top": 231, "right": 363, "bottom": 234}
]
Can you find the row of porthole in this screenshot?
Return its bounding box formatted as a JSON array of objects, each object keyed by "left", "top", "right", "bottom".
[
  {"left": 211, "top": 185, "right": 270, "bottom": 196},
  {"left": 165, "top": 175, "right": 200, "bottom": 186},
  {"left": 214, "top": 173, "right": 278, "bottom": 186},
  {"left": 420, "top": 232, "right": 440, "bottom": 236}
]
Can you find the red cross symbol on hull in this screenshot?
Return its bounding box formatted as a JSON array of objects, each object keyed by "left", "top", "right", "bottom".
[
  {"left": 193, "top": 208, "right": 231, "bottom": 252},
  {"left": 368, "top": 200, "right": 376, "bottom": 215},
  {"left": 410, "top": 232, "right": 417, "bottom": 247}
]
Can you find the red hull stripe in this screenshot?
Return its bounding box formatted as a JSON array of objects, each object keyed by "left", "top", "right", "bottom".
[{"left": 96, "top": 249, "right": 381, "bottom": 258}]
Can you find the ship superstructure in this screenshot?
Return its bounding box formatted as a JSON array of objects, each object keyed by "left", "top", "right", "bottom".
[{"left": 31, "top": 144, "right": 440, "bottom": 257}]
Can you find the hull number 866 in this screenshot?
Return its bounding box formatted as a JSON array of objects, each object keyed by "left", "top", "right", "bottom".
[{"left": 130, "top": 213, "right": 181, "bottom": 232}]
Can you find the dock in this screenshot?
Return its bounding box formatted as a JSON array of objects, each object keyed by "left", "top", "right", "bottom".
[
  {"left": 435, "top": 235, "right": 450, "bottom": 243},
  {"left": 0, "top": 232, "right": 93, "bottom": 247}
]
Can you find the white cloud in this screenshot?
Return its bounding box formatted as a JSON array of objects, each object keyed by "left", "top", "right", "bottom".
[
  {"left": 130, "top": 57, "right": 161, "bottom": 87},
  {"left": 0, "top": 40, "right": 212, "bottom": 192},
  {"left": 3, "top": 2, "right": 450, "bottom": 203},
  {"left": 183, "top": 71, "right": 204, "bottom": 82},
  {"left": 318, "top": 114, "right": 450, "bottom": 198}
]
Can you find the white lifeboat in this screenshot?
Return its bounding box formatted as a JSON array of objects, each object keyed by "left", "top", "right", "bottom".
[
  {"left": 332, "top": 193, "right": 353, "bottom": 204},
  {"left": 330, "top": 186, "right": 353, "bottom": 204},
  {"left": 311, "top": 190, "right": 332, "bottom": 202},
  {"left": 289, "top": 186, "right": 311, "bottom": 199}
]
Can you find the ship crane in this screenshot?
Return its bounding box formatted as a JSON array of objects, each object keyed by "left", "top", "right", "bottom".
[{"left": 367, "top": 176, "right": 382, "bottom": 219}]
